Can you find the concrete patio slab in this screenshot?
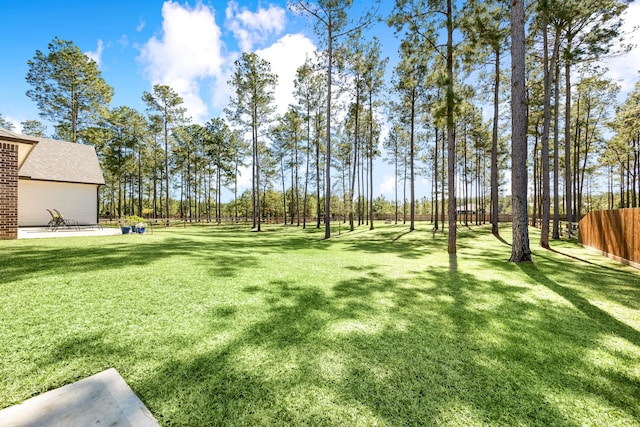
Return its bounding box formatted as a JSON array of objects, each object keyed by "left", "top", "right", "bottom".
[
  {"left": 0, "top": 368, "right": 159, "bottom": 426},
  {"left": 18, "top": 227, "right": 122, "bottom": 239}
]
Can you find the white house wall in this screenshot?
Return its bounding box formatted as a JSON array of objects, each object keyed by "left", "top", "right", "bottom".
[{"left": 18, "top": 180, "right": 98, "bottom": 226}]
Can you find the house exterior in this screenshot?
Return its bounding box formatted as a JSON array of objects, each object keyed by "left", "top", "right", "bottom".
[
  {"left": 0, "top": 128, "right": 105, "bottom": 237},
  {"left": 0, "top": 129, "right": 37, "bottom": 239}
]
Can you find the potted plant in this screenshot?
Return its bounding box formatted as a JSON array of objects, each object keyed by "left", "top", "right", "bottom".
[
  {"left": 120, "top": 215, "right": 146, "bottom": 235},
  {"left": 119, "top": 219, "right": 131, "bottom": 235},
  {"left": 126, "top": 215, "right": 144, "bottom": 233},
  {"left": 136, "top": 221, "right": 147, "bottom": 234}
]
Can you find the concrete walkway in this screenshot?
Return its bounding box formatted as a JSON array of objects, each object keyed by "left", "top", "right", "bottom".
[
  {"left": 18, "top": 227, "right": 122, "bottom": 239},
  {"left": 0, "top": 368, "right": 159, "bottom": 426}
]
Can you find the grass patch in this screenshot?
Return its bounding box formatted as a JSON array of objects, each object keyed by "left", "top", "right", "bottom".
[{"left": 1, "top": 223, "right": 639, "bottom": 425}]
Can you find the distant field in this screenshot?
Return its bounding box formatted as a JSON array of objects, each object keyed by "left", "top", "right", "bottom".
[{"left": 1, "top": 223, "right": 638, "bottom": 426}]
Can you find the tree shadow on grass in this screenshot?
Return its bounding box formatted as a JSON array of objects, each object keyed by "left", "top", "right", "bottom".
[
  {"left": 547, "top": 245, "right": 639, "bottom": 276},
  {"left": 0, "top": 232, "right": 269, "bottom": 284},
  {"left": 531, "top": 248, "right": 640, "bottom": 312},
  {"left": 8, "top": 253, "right": 640, "bottom": 425},
  {"left": 2, "top": 330, "right": 128, "bottom": 406},
  {"left": 338, "top": 230, "right": 445, "bottom": 260},
  {"left": 4, "top": 225, "right": 640, "bottom": 424},
  {"left": 492, "top": 232, "right": 512, "bottom": 246},
  {"left": 0, "top": 225, "right": 454, "bottom": 285},
  {"left": 513, "top": 262, "right": 640, "bottom": 418},
  {"left": 450, "top": 229, "right": 632, "bottom": 311},
  {"left": 517, "top": 262, "right": 640, "bottom": 346},
  {"left": 129, "top": 263, "right": 640, "bottom": 425},
  {"left": 424, "top": 264, "right": 640, "bottom": 423},
  {"left": 391, "top": 229, "right": 414, "bottom": 242}
]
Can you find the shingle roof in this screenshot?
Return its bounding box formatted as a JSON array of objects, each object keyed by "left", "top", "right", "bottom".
[
  {"left": 17, "top": 136, "right": 105, "bottom": 185},
  {"left": 0, "top": 128, "right": 39, "bottom": 168},
  {"left": 0, "top": 128, "right": 39, "bottom": 144}
]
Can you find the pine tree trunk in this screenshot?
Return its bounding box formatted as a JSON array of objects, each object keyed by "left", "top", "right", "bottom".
[
  {"left": 434, "top": 126, "right": 439, "bottom": 231},
  {"left": 295, "top": 134, "right": 300, "bottom": 226},
  {"left": 164, "top": 120, "right": 170, "bottom": 226},
  {"left": 446, "top": 0, "right": 456, "bottom": 254},
  {"left": 552, "top": 49, "right": 561, "bottom": 240},
  {"left": 369, "top": 92, "right": 374, "bottom": 231},
  {"left": 491, "top": 48, "right": 500, "bottom": 235},
  {"left": 349, "top": 117, "right": 358, "bottom": 231},
  {"left": 441, "top": 127, "right": 446, "bottom": 229},
  {"left": 137, "top": 146, "right": 142, "bottom": 216},
  {"left": 564, "top": 48, "right": 573, "bottom": 235},
  {"left": 410, "top": 88, "right": 416, "bottom": 231},
  {"left": 509, "top": 0, "right": 532, "bottom": 262},
  {"left": 254, "top": 103, "right": 261, "bottom": 232},
  {"left": 540, "top": 18, "right": 556, "bottom": 249},
  {"left": 395, "top": 137, "right": 399, "bottom": 225},
  {"left": 303, "top": 122, "right": 310, "bottom": 229},
  {"left": 552, "top": 29, "right": 561, "bottom": 239},
  {"left": 316, "top": 115, "right": 321, "bottom": 229},
  {"left": 324, "top": 19, "right": 333, "bottom": 239},
  {"left": 532, "top": 132, "right": 539, "bottom": 227}
]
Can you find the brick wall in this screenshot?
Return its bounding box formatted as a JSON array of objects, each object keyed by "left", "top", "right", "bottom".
[{"left": 0, "top": 142, "right": 18, "bottom": 239}]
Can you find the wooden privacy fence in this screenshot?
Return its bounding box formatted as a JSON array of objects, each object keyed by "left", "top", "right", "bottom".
[{"left": 578, "top": 208, "right": 639, "bottom": 268}]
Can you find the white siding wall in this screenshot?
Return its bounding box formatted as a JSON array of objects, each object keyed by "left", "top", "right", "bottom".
[{"left": 18, "top": 180, "right": 98, "bottom": 226}]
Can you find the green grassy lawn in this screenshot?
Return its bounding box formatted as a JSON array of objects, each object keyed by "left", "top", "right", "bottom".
[{"left": 1, "top": 223, "right": 639, "bottom": 426}]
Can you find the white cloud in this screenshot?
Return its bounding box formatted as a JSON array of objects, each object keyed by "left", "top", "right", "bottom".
[
  {"left": 138, "top": 2, "right": 315, "bottom": 126},
  {"left": 118, "top": 34, "right": 129, "bottom": 48},
  {"left": 85, "top": 39, "right": 104, "bottom": 67},
  {"left": 379, "top": 175, "right": 396, "bottom": 199},
  {"left": 225, "top": 1, "right": 286, "bottom": 51},
  {"left": 137, "top": 17, "right": 146, "bottom": 32},
  {"left": 4, "top": 115, "right": 21, "bottom": 133},
  {"left": 602, "top": 1, "right": 640, "bottom": 94},
  {"left": 210, "top": 51, "right": 239, "bottom": 114},
  {"left": 138, "top": 1, "right": 225, "bottom": 123},
  {"left": 236, "top": 164, "right": 252, "bottom": 192},
  {"left": 256, "top": 33, "right": 316, "bottom": 116}
]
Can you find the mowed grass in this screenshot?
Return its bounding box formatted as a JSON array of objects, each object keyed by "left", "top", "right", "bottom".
[{"left": 1, "top": 222, "right": 639, "bottom": 426}]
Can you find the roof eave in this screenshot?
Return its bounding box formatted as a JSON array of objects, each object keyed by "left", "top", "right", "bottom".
[{"left": 18, "top": 176, "right": 105, "bottom": 186}]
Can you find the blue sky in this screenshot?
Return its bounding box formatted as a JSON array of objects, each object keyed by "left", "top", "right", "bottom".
[
  {"left": 0, "top": 0, "right": 399, "bottom": 125},
  {"left": 0, "top": 0, "right": 321, "bottom": 124},
  {"left": 0, "top": 0, "right": 401, "bottom": 199},
  {"left": 1, "top": 0, "right": 639, "bottom": 200}
]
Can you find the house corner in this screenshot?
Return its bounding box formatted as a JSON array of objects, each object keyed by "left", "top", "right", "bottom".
[{"left": 0, "top": 142, "right": 19, "bottom": 239}]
